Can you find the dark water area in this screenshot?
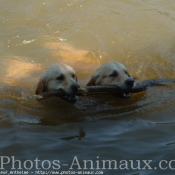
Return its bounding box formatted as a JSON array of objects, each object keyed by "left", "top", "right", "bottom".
[{"left": 1, "top": 0, "right": 175, "bottom": 174}]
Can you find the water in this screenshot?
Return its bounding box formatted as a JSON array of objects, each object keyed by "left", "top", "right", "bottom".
[{"left": 1, "top": 0, "right": 175, "bottom": 174}]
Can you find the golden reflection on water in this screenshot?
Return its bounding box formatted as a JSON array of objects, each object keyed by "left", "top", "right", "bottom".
[
  {"left": 1, "top": 58, "right": 43, "bottom": 87},
  {"left": 0, "top": 0, "right": 175, "bottom": 113},
  {"left": 1, "top": 41, "right": 103, "bottom": 87},
  {"left": 1, "top": 2, "right": 175, "bottom": 171},
  {"left": 43, "top": 41, "right": 102, "bottom": 76}
]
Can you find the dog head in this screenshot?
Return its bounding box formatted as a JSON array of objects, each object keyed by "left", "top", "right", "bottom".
[
  {"left": 35, "top": 63, "right": 79, "bottom": 102},
  {"left": 86, "top": 61, "right": 135, "bottom": 98}
]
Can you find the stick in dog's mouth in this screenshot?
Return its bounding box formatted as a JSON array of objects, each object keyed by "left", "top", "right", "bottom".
[
  {"left": 34, "top": 78, "right": 175, "bottom": 101},
  {"left": 60, "top": 94, "right": 77, "bottom": 103},
  {"left": 34, "top": 90, "right": 78, "bottom": 103}
]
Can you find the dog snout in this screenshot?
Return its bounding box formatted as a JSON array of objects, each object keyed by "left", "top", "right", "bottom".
[
  {"left": 125, "top": 78, "right": 135, "bottom": 87},
  {"left": 71, "top": 83, "right": 80, "bottom": 92}
]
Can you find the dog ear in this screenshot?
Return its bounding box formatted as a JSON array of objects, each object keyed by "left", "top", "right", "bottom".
[
  {"left": 86, "top": 75, "right": 98, "bottom": 86},
  {"left": 35, "top": 79, "right": 47, "bottom": 95}
]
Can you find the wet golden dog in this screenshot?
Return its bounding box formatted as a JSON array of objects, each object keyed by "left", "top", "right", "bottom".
[
  {"left": 86, "top": 61, "right": 135, "bottom": 98},
  {"left": 35, "top": 63, "right": 79, "bottom": 102}
]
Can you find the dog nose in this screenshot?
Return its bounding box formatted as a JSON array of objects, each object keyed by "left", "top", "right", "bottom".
[
  {"left": 125, "top": 78, "right": 135, "bottom": 87},
  {"left": 71, "top": 83, "right": 80, "bottom": 91}
]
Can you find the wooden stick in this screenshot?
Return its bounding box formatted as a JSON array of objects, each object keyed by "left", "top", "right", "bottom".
[
  {"left": 34, "top": 78, "right": 175, "bottom": 100},
  {"left": 78, "top": 78, "right": 175, "bottom": 95}
]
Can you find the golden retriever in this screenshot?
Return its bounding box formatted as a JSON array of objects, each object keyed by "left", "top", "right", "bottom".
[
  {"left": 86, "top": 61, "right": 135, "bottom": 98},
  {"left": 35, "top": 63, "right": 79, "bottom": 102}
]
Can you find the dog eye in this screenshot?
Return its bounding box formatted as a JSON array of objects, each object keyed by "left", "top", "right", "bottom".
[
  {"left": 56, "top": 74, "right": 64, "bottom": 81},
  {"left": 125, "top": 71, "right": 130, "bottom": 77},
  {"left": 109, "top": 71, "right": 118, "bottom": 77},
  {"left": 72, "top": 74, "right": 75, "bottom": 78}
]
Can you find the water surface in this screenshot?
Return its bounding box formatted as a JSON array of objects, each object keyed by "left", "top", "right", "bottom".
[{"left": 1, "top": 0, "right": 175, "bottom": 174}]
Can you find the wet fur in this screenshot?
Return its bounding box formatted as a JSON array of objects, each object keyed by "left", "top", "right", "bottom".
[
  {"left": 87, "top": 61, "right": 135, "bottom": 90},
  {"left": 35, "top": 63, "right": 79, "bottom": 96}
]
